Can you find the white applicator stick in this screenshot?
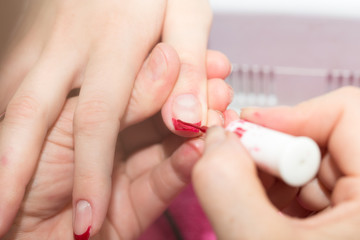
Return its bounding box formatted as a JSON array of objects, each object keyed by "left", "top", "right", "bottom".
[{"left": 225, "top": 120, "right": 321, "bottom": 187}]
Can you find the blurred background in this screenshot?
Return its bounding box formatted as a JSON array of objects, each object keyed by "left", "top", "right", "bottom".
[{"left": 208, "top": 0, "right": 360, "bottom": 109}]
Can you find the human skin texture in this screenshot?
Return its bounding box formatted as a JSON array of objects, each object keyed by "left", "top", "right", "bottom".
[
  {"left": 193, "top": 87, "right": 360, "bottom": 240},
  {"left": 1, "top": 44, "right": 232, "bottom": 238},
  {"left": 0, "top": 0, "right": 230, "bottom": 237}
]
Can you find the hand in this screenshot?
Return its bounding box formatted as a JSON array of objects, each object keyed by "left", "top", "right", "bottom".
[
  {"left": 0, "top": 0, "right": 225, "bottom": 236},
  {"left": 193, "top": 87, "right": 360, "bottom": 240},
  {"left": 1, "top": 45, "right": 232, "bottom": 239}
]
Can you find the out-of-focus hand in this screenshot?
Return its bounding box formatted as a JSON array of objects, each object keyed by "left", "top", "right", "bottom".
[{"left": 193, "top": 87, "right": 360, "bottom": 240}]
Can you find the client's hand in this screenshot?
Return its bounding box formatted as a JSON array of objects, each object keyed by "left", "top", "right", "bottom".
[{"left": 3, "top": 47, "right": 232, "bottom": 239}]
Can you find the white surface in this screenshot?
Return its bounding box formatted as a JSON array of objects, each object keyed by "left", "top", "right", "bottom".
[
  {"left": 209, "top": 0, "right": 360, "bottom": 19},
  {"left": 226, "top": 120, "right": 321, "bottom": 186}
]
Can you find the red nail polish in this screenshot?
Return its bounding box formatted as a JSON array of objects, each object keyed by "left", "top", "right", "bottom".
[
  {"left": 172, "top": 118, "right": 207, "bottom": 133},
  {"left": 74, "top": 226, "right": 91, "bottom": 240}
]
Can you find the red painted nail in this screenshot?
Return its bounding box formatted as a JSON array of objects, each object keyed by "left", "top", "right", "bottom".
[
  {"left": 74, "top": 226, "right": 91, "bottom": 240},
  {"left": 173, "top": 118, "right": 207, "bottom": 133}
]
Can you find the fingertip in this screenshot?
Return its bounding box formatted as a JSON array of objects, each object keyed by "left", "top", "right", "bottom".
[
  {"left": 223, "top": 109, "right": 239, "bottom": 126},
  {"left": 72, "top": 158, "right": 112, "bottom": 238},
  {"left": 162, "top": 93, "right": 204, "bottom": 138},
  {"left": 73, "top": 189, "right": 110, "bottom": 239},
  {"left": 73, "top": 200, "right": 92, "bottom": 239},
  {"left": 297, "top": 178, "right": 331, "bottom": 211},
  {"left": 206, "top": 50, "right": 232, "bottom": 79},
  {"left": 207, "top": 78, "right": 233, "bottom": 112}
]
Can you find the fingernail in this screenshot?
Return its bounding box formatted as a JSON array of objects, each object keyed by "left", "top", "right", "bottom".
[
  {"left": 74, "top": 200, "right": 92, "bottom": 240},
  {"left": 172, "top": 94, "right": 202, "bottom": 128},
  {"left": 148, "top": 46, "right": 167, "bottom": 81}
]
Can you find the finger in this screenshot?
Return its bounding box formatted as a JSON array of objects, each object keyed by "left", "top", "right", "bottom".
[
  {"left": 298, "top": 178, "right": 331, "bottom": 211},
  {"left": 292, "top": 152, "right": 340, "bottom": 215},
  {"left": 193, "top": 127, "right": 288, "bottom": 239},
  {"left": 108, "top": 138, "right": 204, "bottom": 239},
  {"left": 300, "top": 178, "right": 360, "bottom": 239},
  {"left": 207, "top": 78, "right": 233, "bottom": 112},
  {"left": 121, "top": 43, "right": 180, "bottom": 127},
  {"left": 206, "top": 50, "right": 231, "bottom": 80},
  {"left": 161, "top": 0, "right": 212, "bottom": 137},
  {"left": 241, "top": 87, "right": 360, "bottom": 176},
  {"left": 223, "top": 109, "right": 239, "bottom": 126},
  {"left": 0, "top": 56, "right": 76, "bottom": 235},
  {"left": 318, "top": 153, "right": 342, "bottom": 191},
  {"left": 120, "top": 75, "right": 233, "bottom": 155},
  {"left": 72, "top": 2, "right": 166, "bottom": 236}
]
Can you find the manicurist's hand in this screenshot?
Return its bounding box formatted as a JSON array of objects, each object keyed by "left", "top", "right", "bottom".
[
  {"left": 193, "top": 87, "right": 360, "bottom": 240},
  {"left": 0, "top": 0, "right": 228, "bottom": 237}
]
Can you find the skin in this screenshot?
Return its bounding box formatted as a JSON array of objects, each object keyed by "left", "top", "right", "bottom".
[
  {"left": 0, "top": 43, "right": 232, "bottom": 239},
  {"left": 193, "top": 87, "right": 360, "bottom": 240},
  {"left": 0, "top": 0, "right": 221, "bottom": 236}
]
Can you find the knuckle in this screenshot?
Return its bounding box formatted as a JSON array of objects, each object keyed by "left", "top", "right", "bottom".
[
  {"left": 6, "top": 94, "right": 44, "bottom": 122},
  {"left": 74, "top": 99, "right": 114, "bottom": 134},
  {"left": 76, "top": 170, "right": 110, "bottom": 190},
  {"left": 77, "top": 171, "right": 95, "bottom": 183}
]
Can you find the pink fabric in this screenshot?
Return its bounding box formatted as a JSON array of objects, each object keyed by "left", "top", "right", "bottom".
[
  {"left": 138, "top": 214, "right": 177, "bottom": 240},
  {"left": 139, "top": 184, "right": 216, "bottom": 240}
]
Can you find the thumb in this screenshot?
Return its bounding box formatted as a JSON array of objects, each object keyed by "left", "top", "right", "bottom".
[{"left": 193, "top": 127, "right": 288, "bottom": 239}]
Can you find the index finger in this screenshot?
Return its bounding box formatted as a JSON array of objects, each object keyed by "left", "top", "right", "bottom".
[{"left": 161, "top": 0, "right": 213, "bottom": 137}]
